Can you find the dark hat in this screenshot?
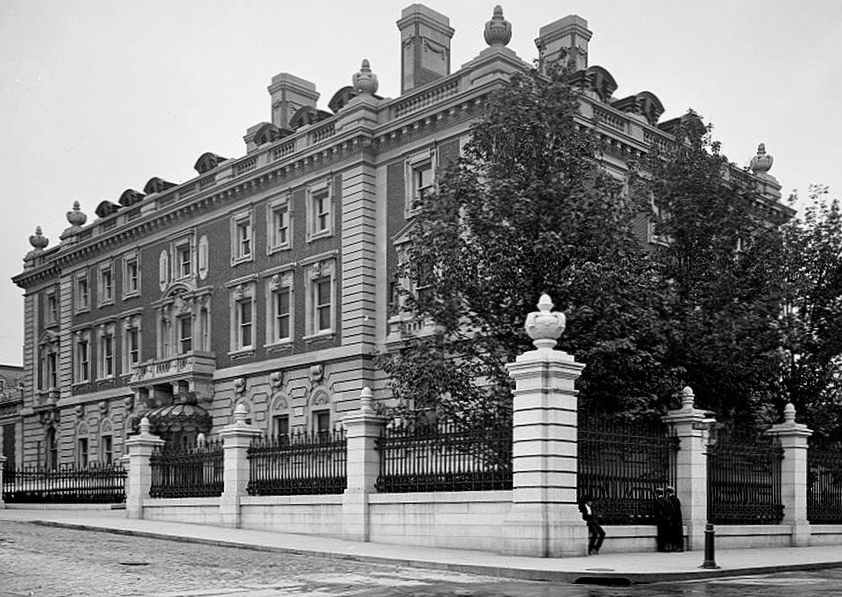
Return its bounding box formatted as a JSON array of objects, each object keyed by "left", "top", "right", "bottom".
[{"left": 666, "top": 486, "right": 675, "bottom": 492}]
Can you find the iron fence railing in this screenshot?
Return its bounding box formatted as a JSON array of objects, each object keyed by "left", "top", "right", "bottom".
[
  {"left": 808, "top": 445, "right": 842, "bottom": 524},
  {"left": 707, "top": 431, "right": 783, "bottom": 524},
  {"left": 375, "top": 417, "right": 512, "bottom": 493},
  {"left": 577, "top": 416, "right": 678, "bottom": 524},
  {"left": 149, "top": 439, "right": 224, "bottom": 498},
  {"left": 247, "top": 430, "right": 347, "bottom": 496},
  {"left": 2, "top": 462, "right": 126, "bottom": 504}
]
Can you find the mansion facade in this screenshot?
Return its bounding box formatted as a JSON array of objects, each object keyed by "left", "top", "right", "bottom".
[{"left": 8, "top": 4, "right": 789, "bottom": 468}]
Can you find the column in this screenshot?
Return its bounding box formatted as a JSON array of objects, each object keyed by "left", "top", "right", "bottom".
[
  {"left": 342, "top": 388, "right": 387, "bottom": 541},
  {"left": 766, "top": 403, "right": 813, "bottom": 546},
  {"left": 662, "top": 386, "right": 714, "bottom": 550},
  {"left": 502, "top": 294, "right": 586, "bottom": 557},
  {"left": 124, "top": 417, "right": 165, "bottom": 519},
  {"left": 218, "top": 404, "right": 262, "bottom": 528}
]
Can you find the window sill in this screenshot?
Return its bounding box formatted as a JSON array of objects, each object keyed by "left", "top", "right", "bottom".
[
  {"left": 75, "top": 307, "right": 91, "bottom": 315},
  {"left": 122, "top": 291, "right": 140, "bottom": 300},
  {"left": 303, "top": 331, "right": 335, "bottom": 343},
  {"left": 265, "top": 341, "right": 293, "bottom": 353},
  {"left": 98, "top": 300, "right": 115, "bottom": 309},
  {"left": 228, "top": 348, "right": 255, "bottom": 360},
  {"left": 267, "top": 244, "right": 292, "bottom": 256},
  {"left": 306, "top": 230, "right": 333, "bottom": 243},
  {"left": 230, "top": 255, "right": 254, "bottom": 267}
]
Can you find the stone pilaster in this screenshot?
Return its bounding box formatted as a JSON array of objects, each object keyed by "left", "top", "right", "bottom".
[
  {"left": 662, "top": 386, "right": 714, "bottom": 550},
  {"left": 766, "top": 403, "right": 813, "bottom": 546},
  {"left": 124, "top": 417, "right": 165, "bottom": 519},
  {"left": 218, "top": 404, "right": 262, "bottom": 528},
  {"left": 342, "top": 388, "right": 387, "bottom": 542},
  {"left": 502, "top": 294, "right": 586, "bottom": 557}
]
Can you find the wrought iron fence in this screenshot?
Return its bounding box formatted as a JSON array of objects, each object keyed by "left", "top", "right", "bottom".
[
  {"left": 149, "top": 439, "right": 224, "bottom": 498},
  {"left": 2, "top": 462, "right": 126, "bottom": 504},
  {"left": 707, "top": 430, "right": 783, "bottom": 524},
  {"left": 247, "top": 429, "right": 347, "bottom": 496},
  {"left": 375, "top": 417, "right": 512, "bottom": 493},
  {"left": 577, "top": 416, "right": 678, "bottom": 524},
  {"left": 808, "top": 445, "right": 842, "bottom": 524}
]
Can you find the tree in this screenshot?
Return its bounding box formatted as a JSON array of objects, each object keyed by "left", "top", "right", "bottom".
[
  {"left": 635, "top": 115, "right": 786, "bottom": 428},
  {"left": 377, "top": 67, "right": 677, "bottom": 424},
  {"left": 779, "top": 186, "right": 842, "bottom": 447}
]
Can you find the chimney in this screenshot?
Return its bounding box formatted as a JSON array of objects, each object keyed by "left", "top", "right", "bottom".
[
  {"left": 268, "top": 73, "right": 320, "bottom": 130},
  {"left": 396, "top": 4, "right": 455, "bottom": 94},
  {"left": 535, "top": 15, "right": 592, "bottom": 75}
]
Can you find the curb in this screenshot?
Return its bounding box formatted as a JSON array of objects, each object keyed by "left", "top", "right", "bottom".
[{"left": 25, "top": 520, "right": 842, "bottom": 585}]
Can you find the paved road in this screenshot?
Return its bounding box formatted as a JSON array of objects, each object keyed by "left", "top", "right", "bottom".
[{"left": 2, "top": 521, "right": 842, "bottom": 596}]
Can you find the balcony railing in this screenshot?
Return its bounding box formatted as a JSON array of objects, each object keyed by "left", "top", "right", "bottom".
[{"left": 130, "top": 351, "right": 216, "bottom": 385}]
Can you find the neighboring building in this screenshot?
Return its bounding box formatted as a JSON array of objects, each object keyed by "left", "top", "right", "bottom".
[
  {"left": 10, "top": 5, "right": 790, "bottom": 468},
  {"left": 0, "top": 364, "right": 24, "bottom": 468}
]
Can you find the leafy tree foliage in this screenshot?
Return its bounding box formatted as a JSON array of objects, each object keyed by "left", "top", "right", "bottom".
[
  {"left": 634, "top": 116, "right": 786, "bottom": 428},
  {"left": 377, "top": 68, "right": 676, "bottom": 424},
  {"left": 779, "top": 186, "right": 842, "bottom": 447}
]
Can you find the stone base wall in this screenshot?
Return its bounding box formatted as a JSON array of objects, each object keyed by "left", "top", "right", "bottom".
[
  {"left": 142, "top": 498, "right": 221, "bottom": 526},
  {"left": 713, "top": 524, "right": 794, "bottom": 549},
  {"left": 804, "top": 524, "right": 842, "bottom": 546},
  {"left": 241, "top": 495, "right": 343, "bottom": 535},
  {"left": 368, "top": 491, "right": 511, "bottom": 551}
]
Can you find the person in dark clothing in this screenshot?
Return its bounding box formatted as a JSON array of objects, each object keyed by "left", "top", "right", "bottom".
[
  {"left": 579, "top": 494, "right": 606, "bottom": 555},
  {"left": 653, "top": 487, "right": 673, "bottom": 552},
  {"left": 666, "top": 486, "right": 684, "bottom": 551}
]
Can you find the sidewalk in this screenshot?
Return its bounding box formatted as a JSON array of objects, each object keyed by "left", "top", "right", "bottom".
[{"left": 1, "top": 506, "right": 841, "bottom": 584}]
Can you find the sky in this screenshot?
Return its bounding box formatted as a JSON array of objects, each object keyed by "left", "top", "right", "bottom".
[{"left": 0, "top": 0, "right": 840, "bottom": 365}]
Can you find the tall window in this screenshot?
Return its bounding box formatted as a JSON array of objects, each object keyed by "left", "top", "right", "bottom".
[
  {"left": 177, "top": 244, "right": 192, "bottom": 278},
  {"left": 123, "top": 253, "right": 140, "bottom": 297},
  {"left": 101, "top": 435, "right": 113, "bottom": 465},
  {"left": 125, "top": 325, "right": 140, "bottom": 369},
  {"left": 306, "top": 182, "right": 332, "bottom": 241},
  {"left": 406, "top": 151, "right": 435, "bottom": 216},
  {"left": 314, "top": 277, "right": 331, "bottom": 332},
  {"left": 76, "top": 335, "right": 90, "bottom": 382},
  {"left": 77, "top": 438, "right": 89, "bottom": 468},
  {"left": 99, "top": 330, "right": 114, "bottom": 378},
  {"left": 237, "top": 300, "right": 253, "bottom": 349},
  {"left": 274, "top": 287, "right": 291, "bottom": 341},
  {"left": 98, "top": 264, "right": 113, "bottom": 305},
  {"left": 231, "top": 211, "right": 253, "bottom": 263},
  {"left": 46, "top": 351, "right": 58, "bottom": 389},
  {"left": 305, "top": 260, "right": 335, "bottom": 338},
  {"left": 313, "top": 410, "right": 330, "bottom": 439},
  {"left": 267, "top": 272, "right": 293, "bottom": 346},
  {"left": 272, "top": 414, "right": 289, "bottom": 437},
  {"left": 45, "top": 427, "right": 57, "bottom": 470},
  {"left": 45, "top": 290, "right": 58, "bottom": 325},
  {"left": 198, "top": 304, "right": 210, "bottom": 352},
  {"left": 178, "top": 315, "right": 192, "bottom": 354},
  {"left": 269, "top": 201, "right": 291, "bottom": 251},
  {"left": 76, "top": 272, "right": 89, "bottom": 311}
]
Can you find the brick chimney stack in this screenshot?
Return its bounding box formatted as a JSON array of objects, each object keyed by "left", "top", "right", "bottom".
[
  {"left": 535, "top": 15, "right": 592, "bottom": 75},
  {"left": 268, "top": 73, "right": 320, "bottom": 130},
  {"left": 396, "top": 4, "right": 455, "bottom": 94}
]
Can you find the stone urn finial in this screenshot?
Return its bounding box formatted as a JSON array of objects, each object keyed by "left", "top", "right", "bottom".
[
  {"left": 524, "top": 294, "right": 565, "bottom": 349},
  {"left": 139, "top": 416, "right": 151, "bottom": 435},
  {"left": 359, "top": 387, "right": 374, "bottom": 414},
  {"left": 352, "top": 59, "right": 379, "bottom": 96},
  {"left": 234, "top": 402, "right": 248, "bottom": 424},
  {"left": 484, "top": 5, "right": 512, "bottom": 47},
  {"left": 783, "top": 402, "right": 796, "bottom": 424},
  {"left": 680, "top": 386, "right": 695, "bottom": 409},
  {"left": 28, "top": 226, "right": 49, "bottom": 252},
  {"left": 749, "top": 142, "right": 774, "bottom": 177},
  {"left": 66, "top": 201, "right": 87, "bottom": 228}
]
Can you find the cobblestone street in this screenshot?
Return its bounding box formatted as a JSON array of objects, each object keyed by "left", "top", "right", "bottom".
[{"left": 4, "top": 521, "right": 842, "bottom": 597}]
